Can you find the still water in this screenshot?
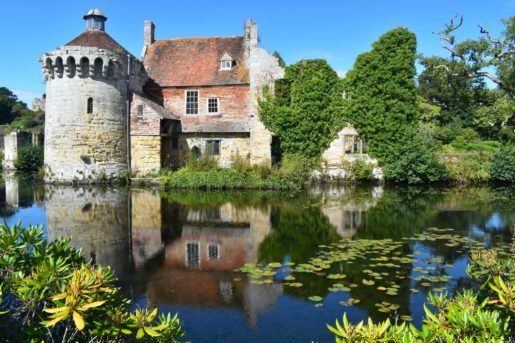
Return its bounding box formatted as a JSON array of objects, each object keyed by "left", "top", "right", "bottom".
[{"left": 0, "top": 174, "right": 513, "bottom": 342}]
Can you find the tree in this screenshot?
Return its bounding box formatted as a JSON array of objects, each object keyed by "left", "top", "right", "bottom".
[
  {"left": 259, "top": 59, "right": 343, "bottom": 159},
  {"left": 273, "top": 51, "right": 286, "bottom": 68},
  {"left": 434, "top": 16, "right": 515, "bottom": 96},
  {"left": 343, "top": 27, "right": 418, "bottom": 160},
  {"left": 417, "top": 56, "right": 495, "bottom": 127},
  {"left": 343, "top": 28, "right": 445, "bottom": 183},
  {"left": 0, "top": 87, "right": 23, "bottom": 124}
]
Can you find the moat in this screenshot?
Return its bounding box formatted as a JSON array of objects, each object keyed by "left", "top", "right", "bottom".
[{"left": 1, "top": 174, "right": 513, "bottom": 343}]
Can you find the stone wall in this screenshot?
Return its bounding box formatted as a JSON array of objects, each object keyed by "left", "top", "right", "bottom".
[
  {"left": 42, "top": 46, "right": 146, "bottom": 183},
  {"left": 245, "top": 20, "right": 285, "bottom": 165},
  {"left": 163, "top": 133, "right": 250, "bottom": 168},
  {"left": 2, "top": 131, "right": 32, "bottom": 170},
  {"left": 131, "top": 136, "right": 161, "bottom": 174}
]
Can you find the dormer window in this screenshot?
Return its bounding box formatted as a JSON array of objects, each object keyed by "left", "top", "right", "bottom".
[
  {"left": 220, "top": 60, "right": 232, "bottom": 70},
  {"left": 220, "top": 53, "right": 234, "bottom": 70}
]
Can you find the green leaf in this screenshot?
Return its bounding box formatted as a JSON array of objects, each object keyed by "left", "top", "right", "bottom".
[{"left": 73, "top": 311, "right": 85, "bottom": 331}]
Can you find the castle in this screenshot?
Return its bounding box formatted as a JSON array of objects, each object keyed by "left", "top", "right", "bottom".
[{"left": 41, "top": 9, "right": 284, "bottom": 183}]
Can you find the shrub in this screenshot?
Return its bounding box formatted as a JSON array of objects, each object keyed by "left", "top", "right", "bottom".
[
  {"left": 0, "top": 222, "right": 185, "bottom": 342},
  {"left": 443, "top": 152, "right": 492, "bottom": 183},
  {"left": 341, "top": 158, "right": 374, "bottom": 181},
  {"left": 273, "top": 154, "right": 313, "bottom": 185},
  {"left": 458, "top": 127, "right": 481, "bottom": 142},
  {"left": 490, "top": 144, "right": 515, "bottom": 182},
  {"left": 184, "top": 154, "right": 218, "bottom": 172},
  {"left": 14, "top": 145, "right": 43, "bottom": 172},
  {"left": 382, "top": 133, "right": 447, "bottom": 184}
]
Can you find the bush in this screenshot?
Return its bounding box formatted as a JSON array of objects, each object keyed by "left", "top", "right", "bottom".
[
  {"left": 14, "top": 145, "right": 43, "bottom": 172},
  {"left": 184, "top": 154, "right": 218, "bottom": 172},
  {"left": 491, "top": 144, "right": 515, "bottom": 182},
  {"left": 0, "top": 222, "right": 185, "bottom": 342},
  {"left": 341, "top": 158, "right": 374, "bottom": 181},
  {"left": 273, "top": 154, "right": 313, "bottom": 185},
  {"left": 443, "top": 152, "right": 491, "bottom": 183},
  {"left": 382, "top": 133, "right": 447, "bottom": 184}
]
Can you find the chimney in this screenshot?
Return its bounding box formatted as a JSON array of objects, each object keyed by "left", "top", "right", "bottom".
[
  {"left": 244, "top": 19, "right": 258, "bottom": 49},
  {"left": 144, "top": 20, "right": 155, "bottom": 47}
]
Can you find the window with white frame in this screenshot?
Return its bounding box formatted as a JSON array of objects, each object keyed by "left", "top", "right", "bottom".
[
  {"left": 208, "top": 244, "right": 220, "bottom": 261},
  {"left": 208, "top": 98, "right": 218, "bottom": 114},
  {"left": 185, "top": 90, "right": 199, "bottom": 115},
  {"left": 205, "top": 140, "right": 220, "bottom": 156},
  {"left": 220, "top": 60, "right": 232, "bottom": 70}
]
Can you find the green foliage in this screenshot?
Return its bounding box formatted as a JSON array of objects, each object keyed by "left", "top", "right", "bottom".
[
  {"left": 382, "top": 130, "right": 447, "bottom": 183},
  {"left": 273, "top": 51, "right": 286, "bottom": 68},
  {"left": 183, "top": 153, "right": 219, "bottom": 172},
  {"left": 343, "top": 27, "right": 418, "bottom": 160},
  {"left": 14, "top": 145, "right": 44, "bottom": 172},
  {"left": 344, "top": 28, "right": 445, "bottom": 183},
  {"left": 162, "top": 154, "right": 313, "bottom": 190},
  {"left": 0, "top": 222, "right": 186, "bottom": 342},
  {"left": 327, "top": 247, "right": 514, "bottom": 342},
  {"left": 341, "top": 158, "right": 374, "bottom": 181},
  {"left": 490, "top": 144, "right": 515, "bottom": 182},
  {"left": 442, "top": 152, "right": 492, "bottom": 183},
  {"left": 259, "top": 59, "right": 343, "bottom": 159}
]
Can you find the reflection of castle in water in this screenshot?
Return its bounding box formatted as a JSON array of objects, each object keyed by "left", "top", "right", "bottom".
[
  {"left": 41, "top": 184, "right": 384, "bottom": 325},
  {"left": 45, "top": 186, "right": 130, "bottom": 277},
  {"left": 131, "top": 190, "right": 281, "bottom": 326},
  {"left": 311, "top": 184, "right": 382, "bottom": 238}
]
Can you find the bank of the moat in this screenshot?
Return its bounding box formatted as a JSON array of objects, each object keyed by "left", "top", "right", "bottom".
[{"left": 0, "top": 174, "right": 513, "bottom": 342}]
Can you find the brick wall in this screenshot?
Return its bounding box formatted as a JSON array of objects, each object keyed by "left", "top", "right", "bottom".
[{"left": 161, "top": 85, "right": 250, "bottom": 128}]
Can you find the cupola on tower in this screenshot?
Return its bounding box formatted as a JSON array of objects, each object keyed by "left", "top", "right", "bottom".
[{"left": 40, "top": 9, "right": 146, "bottom": 183}]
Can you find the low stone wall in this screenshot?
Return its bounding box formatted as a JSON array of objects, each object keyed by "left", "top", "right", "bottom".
[{"left": 131, "top": 136, "right": 161, "bottom": 174}]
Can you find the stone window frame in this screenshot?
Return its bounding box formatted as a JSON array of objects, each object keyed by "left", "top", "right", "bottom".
[
  {"left": 185, "top": 90, "right": 199, "bottom": 115},
  {"left": 205, "top": 139, "right": 221, "bottom": 156},
  {"left": 207, "top": 97, "right": 219, "bottom": 115},
  {"left": 87, "top": 97, "right": 93, "bottom": 114}
]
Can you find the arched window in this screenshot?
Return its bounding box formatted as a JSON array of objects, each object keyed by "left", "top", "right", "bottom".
[
  {"left": 45, "top": 58, "right": 54, "bottom": 80},
  {"left": 87, "top": 97, "right": 93, "bottom": 114},
  {"left": 93, "top": 58, "right": 103, "bottom": 78},
  {"left": 55, "top": 57, "right": 64, "bottom": 78},
  {"left": 80, "top": 57, "right": 90, "bottom": 78},
  {"left": 66, "top": 56, "right": 76, "bottom": 78}
]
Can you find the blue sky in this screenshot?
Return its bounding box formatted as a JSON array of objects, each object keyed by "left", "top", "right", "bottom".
[{"left": 1, "top": 0, "right": 513, "bottom": 105}]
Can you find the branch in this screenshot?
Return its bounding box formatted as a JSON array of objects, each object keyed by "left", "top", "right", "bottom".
[
  {"left": 433, "top": 15, "right": 464, "bottom": 60},
  {"left": 469, "top": 71, "right": 515, "bottom": 95}
]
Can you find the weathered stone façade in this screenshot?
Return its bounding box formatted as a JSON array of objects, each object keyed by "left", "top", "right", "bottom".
[{"left": 41, "top": 8, "right": 284, "bottom": 182}]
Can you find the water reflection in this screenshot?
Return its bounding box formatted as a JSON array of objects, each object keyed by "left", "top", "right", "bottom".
[{"left": 0, "top": 175, "right": 513, "bottom": 343}]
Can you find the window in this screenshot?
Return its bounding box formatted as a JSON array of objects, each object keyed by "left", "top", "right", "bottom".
[
  {"left": 220, "top": 60, "right": 232, "bottom": 70},
  {"left": 208, "top": 244, "right": 220, "bottom": 261},
  {"left": 185, "top": 90, "right": 199, "bottom": 114},
  {"left": 205, "top": 140, "right": 220, "bottom": 156},
  {"left": 186, "top": 242, "right": 200, "bottom": 269},
  {"left": 136, "top": 105, "right": 143, "bottom": 120},
  {"left": 87, "top": 98, "right": 93, "bottom": 114},
  {"left": 208, "top": 98, "right": 219, "bottom": 114}
]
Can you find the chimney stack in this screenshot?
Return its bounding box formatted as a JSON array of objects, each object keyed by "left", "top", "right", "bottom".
[{"left": 144, "top": 20, "right": 155, "bottom": 47}]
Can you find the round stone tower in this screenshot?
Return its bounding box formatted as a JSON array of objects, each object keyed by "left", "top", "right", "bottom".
[{"left": 41, "top": 9, "right": 146, "bottom": 183}]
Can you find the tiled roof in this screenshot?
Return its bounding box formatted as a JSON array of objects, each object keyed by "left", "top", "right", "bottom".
[
  {"left": 65, "top": 30, "right": 129, "bottom": 55},
  {"left": 135, "top": 93, "right": 179, "bottom": 120},
  {"left": 144, "top": 36, "right": 249, "bottom": 87}
]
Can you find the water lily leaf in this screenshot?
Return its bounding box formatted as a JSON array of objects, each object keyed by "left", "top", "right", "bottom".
[
  {"left": 308, "top": 296, "right": 323, "bottom": 302},
  {"left": 400, "top": 315, "right": 413, "bottom": 321},
  {"left": 362, "top": 279, "right": 375, "bottom": 286}
]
